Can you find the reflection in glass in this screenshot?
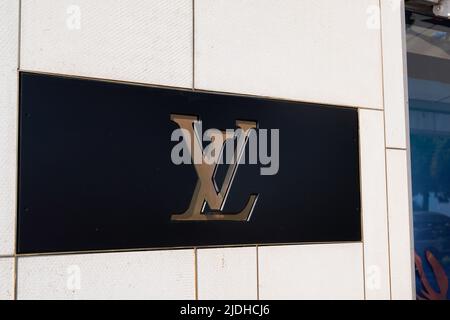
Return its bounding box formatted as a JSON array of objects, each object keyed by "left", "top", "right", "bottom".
[{"left": 407, "top": 11, "right": 450, "bottom": 300}]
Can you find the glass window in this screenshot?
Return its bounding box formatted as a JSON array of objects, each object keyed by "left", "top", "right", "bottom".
[{"left": 406, "top": 11, "right": 450, "bottom": 300}]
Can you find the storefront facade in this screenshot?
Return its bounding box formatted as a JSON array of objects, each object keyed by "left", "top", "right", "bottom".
[{"left": 0, "top": 0, "right": 447, "bottom": 300}]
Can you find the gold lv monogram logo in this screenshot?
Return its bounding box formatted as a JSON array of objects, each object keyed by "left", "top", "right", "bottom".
[{"left": 171, "top": 114, "right": 259, "bottom": 221}]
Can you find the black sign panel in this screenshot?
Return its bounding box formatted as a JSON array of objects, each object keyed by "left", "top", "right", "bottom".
[{"left": 18, "top": 72, "right": 361, "bottom": 254}]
